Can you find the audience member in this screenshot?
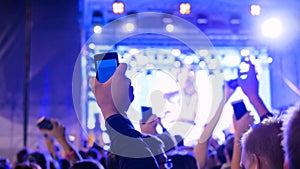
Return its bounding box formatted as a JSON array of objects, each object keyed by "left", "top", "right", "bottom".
[
  {"left": 283, "top": 106, "right": 300, "bottom": 169},
  {"left": 194, "top": 81, "right": 235, "bottom": 169},
  {"left": 90, "top": 63, "right": 160, "bottom": 169},
  {"left": 240, "top": 118, "right": 284, "bottom": 169},
  {"left": 69, "top": 159, "right": 104, "bottom": 169},
  {"left": 13, "top": 162, "right": 41, "bottom": 169},
  {"left": 39, "top": 119, "right": 82, "bottom": 165}
]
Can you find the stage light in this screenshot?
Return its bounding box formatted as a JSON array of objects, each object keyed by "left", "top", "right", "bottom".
[
  {"left": 240, "top": 49, "right": 250, "bottom": 56},
  {"left": 171, "top": 49, "right": 181, "bottom": 56},
  {"left": 166, "top": 24, "right": 174, "bottom": 32},
  {"left": 174, "top": 61, "right": 181, "bottom": 67},
  {"left": 180, "top": 3, "right": 191, "bottom": 15},
  {"left": 198, "top": 49, "right": 209, "bottom": 56},
  {"left": 124, "top": 22, "right": 135, "bottom": 32},
  {"left": 267, "top": 57, "right": 273, "bottom": 63},
  {"left": 250, "top": 4, "right": 261, "bottom": 16},
  {"left": 129, "top": 48, "right": 139, "bottom": 55},
  {"left": 222, "top": 55, "right": 241, "bottom": 67},
  {"left": 88, "top": 43, "right": 95, "bottom": 49},
  {"left": 113, "top": 1, "right": 125, "bottom": 14},
  {"left": 184, "top": 55, "right": 193, "bottom": 65},
  {"left": 93, "top": 25, "right": 102, "bottom": 34},
  {"left": 199, "top": 60, "right": 206, "bottom": 68},
  {"left": 92, "top": 11, "right": 104, "bottom": 34},
  {"left": 261, "top": 18, "right": 283, "bottom": 38}
]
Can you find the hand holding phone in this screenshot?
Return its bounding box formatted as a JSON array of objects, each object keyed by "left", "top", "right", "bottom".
[
  {"left": 231, "top": 100, "right": 248, "bottom": 120},
  {"left": 141, "top": 106, "right": 153, "bottom": 124},
  {"left": 37, "top": 116, "right": 53, "bottom": 130},
  {"left": 94, "top": 52, "right": 119, "bottom": 83}
]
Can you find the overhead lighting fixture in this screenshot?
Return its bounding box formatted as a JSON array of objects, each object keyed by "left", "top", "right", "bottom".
[
  {"left": 93, "top": 25, "right": 102, "bottom": 34},
  {"left": 180, "top": 3, "right": 191, "bottom": 15},
  {"left": 166, "top": 24, "right": 175, "bottom": 32},
  {"left": 124, "top": 22, "right": 135, "bottom": 32},
  {"left": 250, "top": 4, "right": 261, "bottom": 16},
  {"left": 92, "top": 11, "right": 104, "bottom": 34},
  {"left": 112, "top": 1, "right": 125, "bottom": 14}
]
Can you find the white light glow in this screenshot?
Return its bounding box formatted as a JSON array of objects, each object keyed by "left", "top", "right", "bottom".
[
  {"left": 93, "top": 25, "right": 102, "bottom": 34},
  {"left": 240, "top": 49, "right": 250, "bottom": 56},
  {"left": 112, "top": 1, "right": 124, "bottom": 14},
  {"left": 174, "top": 61, "right": 181, "bottom": 67},
  {"left": 261, "top": 18, "right": 283, "bottom": 38},
  {"left": 171, "top": 49, "right": 181, "bottom": 56},
  {"left": 68, "top": 135, "right": 75, "bottom": 142},
  {"left": 223, "top": 55, "right": 241, "bottom": 67},
  {"left": 180, "top": 3, "right": 191, "bottom": 15},
  {"left": 267, "top": 57, "right": 273, "bottom": 63},
  {"left": 166, "top": 24, "right": 175, "bottom": 32},
  {"left": 88, "top": 43, "right": 95, "bottom": 49},
  {"left": 125, "top": 22, "right": 135, "bottom": 32},
  {"left": 184, "top": 55, "right": 193, "bottom": 65},
  {"left": 250, "top": 4, "right": 261, "bottom": 16},
  {"left": 129, "top": 48, "right": 139, "bottom": 55}
]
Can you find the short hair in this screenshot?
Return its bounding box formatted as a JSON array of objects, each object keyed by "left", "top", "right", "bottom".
[
  {"left": 14, "top": 162, "right": 41, "bottom": 169},
  {"left": 241, "top": 118, "right": 284, "bottom": 169},
  {"left": 283, "top": 107, "right": 300, "bottom": 169},
  {"left": 69, "top": 160, "right": 104, "bottom": 169}
]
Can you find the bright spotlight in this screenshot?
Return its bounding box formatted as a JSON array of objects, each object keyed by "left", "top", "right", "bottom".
[
  {"left": 129, "top": 48, "right": 139, "bottom": 55},
  {"left": 93, "top": 25, "right": 102, "bottom": 34},
  {"left": 166, "top": 24, "right": 175, "bottom": 32},
  {"left": 184, "top": 56, "right": 193, "bottom": 65},
  {"left": 240, "top": 49, "right": 250, "bottom": 56},
  {"left": 112, "top": 1, "right": 125, "bottom": 14},
  {"left": 88, "top": 43, "right": 96, "bottom": 49},
  {"left": 124, "top": 22, "right": 135, "bottom": 32},
  {"left": 180, "top": 3, "right": 191, "bottom": 15},
  {"left": 261, "top": 18, "right": 283, "bottom": 38},
  {"left": 267, "top": 57, "right": 273, "bottom": 63},
  {"left": 250, "top": 4, "right": 261, "bottom": 16},
  {"left": 171, "top": 49, "right": 181, "bottom": 56}
]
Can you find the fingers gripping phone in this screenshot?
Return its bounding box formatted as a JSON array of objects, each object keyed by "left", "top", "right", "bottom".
[
  {"left": 141, "top": 106, "right": 153, "bottom": 124},
  {"left": 94, "top": 52, "right": 119, "bottom": 83},
  {"left": 231, "top": 100, "right": 248, "bottom": 120},
  {"left": 37, "top": 116, "right": 53, "bottom": 130}
]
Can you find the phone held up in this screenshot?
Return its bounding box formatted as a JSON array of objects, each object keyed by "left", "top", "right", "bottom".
[
  {"left": 140, "top": 106, "right": 153, "bottom": 124},
  {"left": 94, "top": 52, "right": 119, "bottom": 83},
  {"left": 231, "top": 99, "right": 248, "bottom": 120},
  {"left": 36, "top": 116, "right": 53, "bottom": 130}
]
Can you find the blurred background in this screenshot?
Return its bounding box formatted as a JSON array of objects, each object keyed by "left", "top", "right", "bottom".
[{"left": 1, "top": 0, "right": 300, "bottom": 161}]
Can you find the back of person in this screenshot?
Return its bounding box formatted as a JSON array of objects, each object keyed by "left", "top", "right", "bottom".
[
  {"left": 240, "top": 118, "right": 284, "bottom": 169},
  {"left": 69, "top": 160, "right": 104, "bottom": 169},
  {"left": 169, "top": 154, "right": 198, "bottom": 169},
  {"left": 283, "top": 106, "right": 300, "bottom": 169}
]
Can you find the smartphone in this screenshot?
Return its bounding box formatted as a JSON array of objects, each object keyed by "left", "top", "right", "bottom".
[
  {"left": 36, "top": 116, "right": 53, "bottom": 130},
  {"left": 227, "top": 79, "right": 238, "bottom": 89},
  {"left": 94, "top": 52, "right": 119, "bottom": 83},
  {"left": 141, "top": 106, "right": 153, "bottom": 124},
  {"left": 231, "top": 100, "right": 248, "bottom": 120}
]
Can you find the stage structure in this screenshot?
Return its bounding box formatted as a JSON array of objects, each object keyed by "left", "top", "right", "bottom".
[{"left": 78, "top": 12, "right": 272, "bottom": 148}]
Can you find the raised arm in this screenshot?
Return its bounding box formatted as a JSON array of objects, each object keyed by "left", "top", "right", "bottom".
[
  {"left": 194, "top": 82, "right": 234, "bottom": 169},
  {"left": 90, "top": 63, "right": 159, "bottom": 169},
  {"left": 231, "top": 112, "right": 254, "bottom": 169},
  {"left": 238, "top": 60, "right": 271, "bottom": 120}
]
